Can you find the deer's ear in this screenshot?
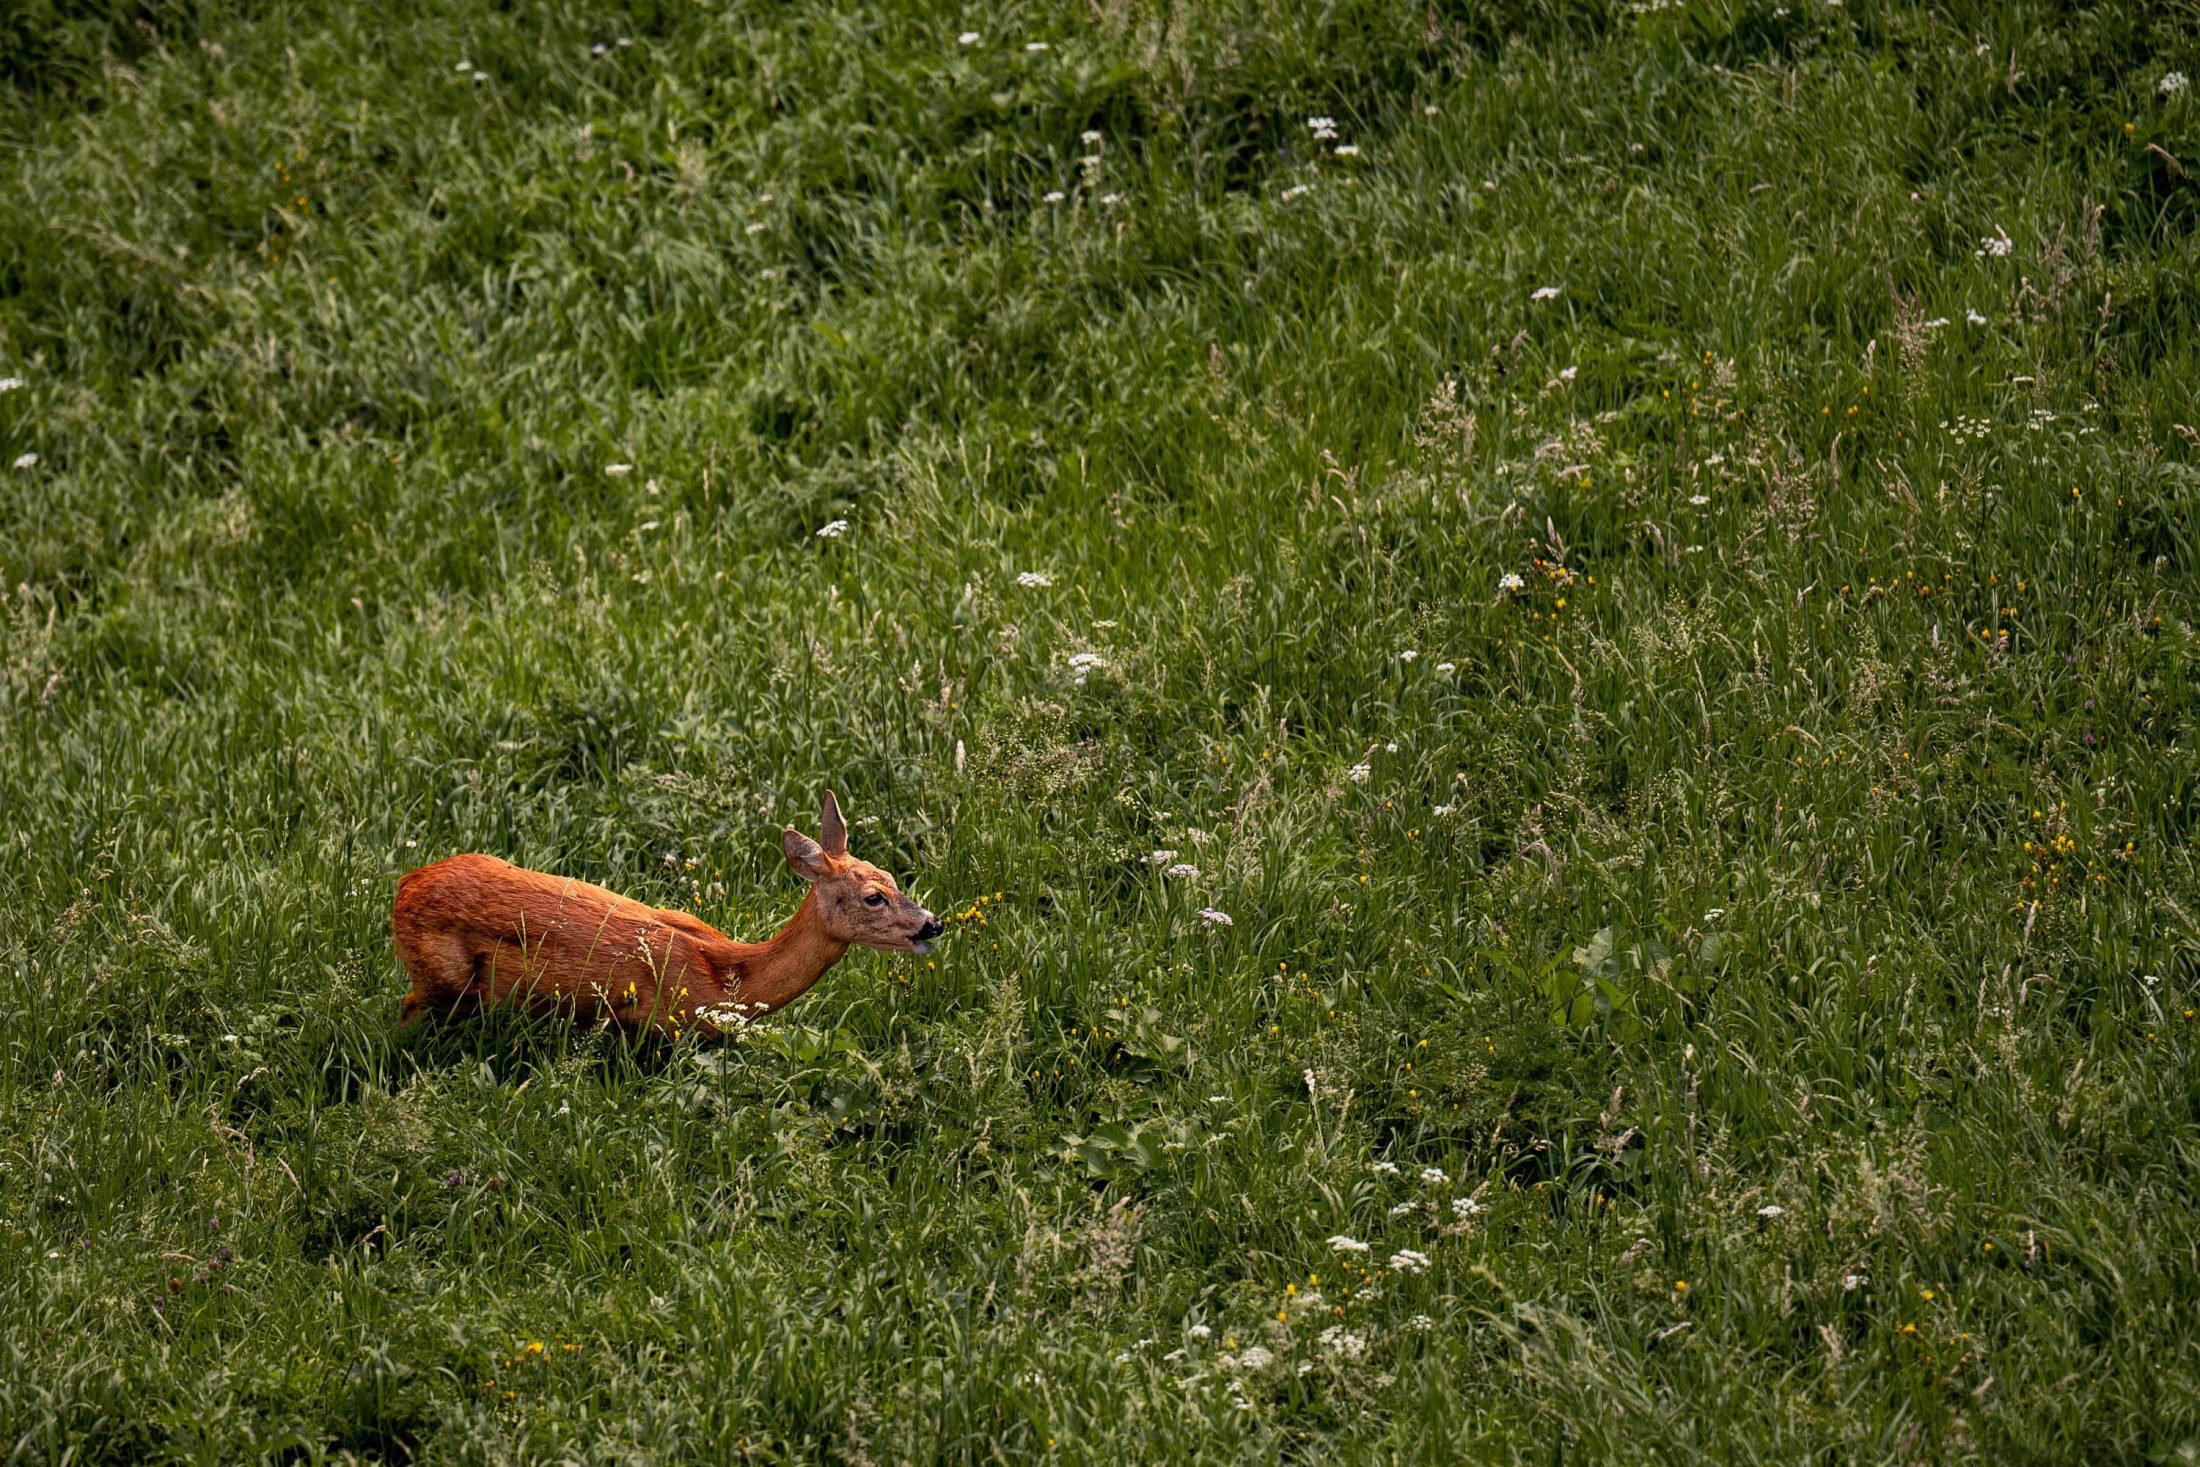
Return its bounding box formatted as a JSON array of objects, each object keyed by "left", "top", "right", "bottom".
[
  {"left": 783, "top": 828, "right": 834, "bottom": 881},
  {"left": 819, "top": 790, "right": 848, "bottom": 857}
]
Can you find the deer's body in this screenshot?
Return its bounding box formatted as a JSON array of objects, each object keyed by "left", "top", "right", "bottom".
[{"left": 391, "top": 794, "right": 938, "bottom": 1034}]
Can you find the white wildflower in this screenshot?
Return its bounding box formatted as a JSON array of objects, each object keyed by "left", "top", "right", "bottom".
[
  {"left": 1042, "top": 191, "right": 1066, "bottom": 203},
  {"left": 12, "top": 453, "right": 36, "bottom": 470},
  {"left": 744, "top": 222, "right": 766, "bottom": 235},
  {"left": 1389, "top": 1249, "right": 1431, "bottom": 1273},
  {"left": 1347, "top": 763, "right": 1371, "bottom": 783},
  {"left": 1757, "top": 1204, "right": 1785, "bottom": 1218},
  {"left": 1398, "top": 649, "right": 1417, "bottom": 662},
  {"left": 1407, "top": 1314, "right": 1435, "bottom": 1331},
  {"left": 1843, "top": 1273, "right": 1868, "bottom": 1291},
  {"left": 1334, "top": 145, "right": 1361, "bottom": 157},
  {"left": 1147, "top": 849, "right": 1178, "bottom": 864},
  {"left": 1974, "top": 228, "right": 2013, "bottom": 259},
  {"left": 1967, "top": 308, "right": 1988, "bottom": 326},
  {"left": 455, "top": 59, "right": 472, "bottom": 72},
  {"left": 1420, "top": 1167, "right": 1447, "bottom": 1185},
  {"left": 958, "top": 31, "right": 980, "bottom": 45},
  {"left": 1389, "top": 1202, "right": 1418, "bottom": 1218},
  {"left": 1703, "top": 908, "right": 1725, "bottom": 922},
  {"left": 1025, "top": 40, "right": 1049, "bottom": 51},
  {"left": 1451, "top": 1197, "right": 1483, "bottom": 1218},
  {"left": 1187, "top": 1323, "right": 1212, "bottom": 1339},
  {"left": 1234, "top": 1345, "right": 1273, "bottom": 1371},
  {"left": 1922, "top": 316, "right": 1950, "bottom": 328},
  {"left": 1689, "top": 494, "right": 1710, "bottom": 506},
  {"left": 1081, "top": 129, "right": 1103, "bottom": 143},
  {"left": 1066, "top": 651, "right": 1107, "bottom": 677},
  {"left": 1197, "top": 907, "right": 1233, "bottom": 927},
  {"left": 0, "top": 377, "right": 23, "bottom": 392},
  {"left": 1328, "top": 1235, "right": 1371, "bottom": 1254},
  {"left": 1317, "top": 1326, "right": 1367, "bottom": 1361},
  {"left": 816, "top": 519, "right": 849, "bottom": 538},
  {"left": 1530, "top": 285, "right": 1561, "bottom": 302},
  {"left": 1434, "top": 661, "right": 1455, "bottom": 675},
  {"left": 605, "top": 462, "right": 633, "bottom": 476},
  {"left": 1098, "top": 192, "right": 1123, "bottom": 206},
  {"left": 1371, "top": 1160, "right": 1399, "bottom": 1175},
  {"left": 1281, "top": 184, "right": 1313, "bottom": 202},
  {"left": 1431, "top": 805, "right": 1456, "bottom": 817},
  {"left": 1557, "top": 365, "right": 1578, "bottom": 381},
  {"left": 2163, "top": 71, "right": 2189, "bottom": 96},
  {"left": 1498, "top": 572, "right": 1525, "bottom": 592},
  {"left": 591, "top": 42, "right": 609, "bottom": 55},
  {"left": 1015, "top": 570, "right": 1052, "bottom": 587},
  {"left": 1165, "top": 863, "right": 1199, "bottom": 879},
  {"left": 1307, "top": 116, "right": 1338, "bottom": 139}
]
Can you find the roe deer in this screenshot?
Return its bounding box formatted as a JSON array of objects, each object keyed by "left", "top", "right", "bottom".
[{"left": 391, "top": 791, "right": 940, "bottom": 1035}]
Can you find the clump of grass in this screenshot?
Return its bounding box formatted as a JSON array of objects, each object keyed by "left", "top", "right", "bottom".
[{"left": 3, "top": 0, "right": 2198, "bottom": 1459}]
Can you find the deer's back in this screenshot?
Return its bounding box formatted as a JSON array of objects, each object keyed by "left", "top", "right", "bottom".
[{"left": 393, "top": 854, "right": 733, "bottom": 1020}]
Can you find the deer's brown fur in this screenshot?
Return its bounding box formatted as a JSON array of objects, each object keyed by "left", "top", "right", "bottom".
[{"left": 390, "top": 792, "right": 937, "bottom": 1034}]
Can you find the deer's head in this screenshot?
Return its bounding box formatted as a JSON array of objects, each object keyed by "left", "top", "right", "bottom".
[{"left": 782, "top": 791, "right": 944, "bottom": 954}]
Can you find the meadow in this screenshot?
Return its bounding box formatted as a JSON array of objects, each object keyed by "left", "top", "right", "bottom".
[{"left": 4, "top": 0, "right": 2199, "bottom": 1460}]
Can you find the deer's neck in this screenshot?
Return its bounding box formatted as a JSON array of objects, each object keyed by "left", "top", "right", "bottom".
[{"left": 727, "top": 889, "right": 849, "bottom": 1015}]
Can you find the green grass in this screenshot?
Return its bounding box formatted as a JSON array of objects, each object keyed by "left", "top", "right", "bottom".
[{"left": 4, "top": 0, "right": 2200, "bottom": 1459}]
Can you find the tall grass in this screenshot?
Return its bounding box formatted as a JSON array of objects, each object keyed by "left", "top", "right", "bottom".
[{"left": 3, "top": 0, "right": 2198, "bottom": 1459}]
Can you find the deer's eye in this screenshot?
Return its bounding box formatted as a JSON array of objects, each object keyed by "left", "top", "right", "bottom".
[{"left": 864, "top": 893, "right": 887, "bottom": 908}]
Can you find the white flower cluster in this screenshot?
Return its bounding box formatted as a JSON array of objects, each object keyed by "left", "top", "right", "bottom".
[{"left": 1317, "top": 1326, "right": 1367, "bottom": 1361}]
